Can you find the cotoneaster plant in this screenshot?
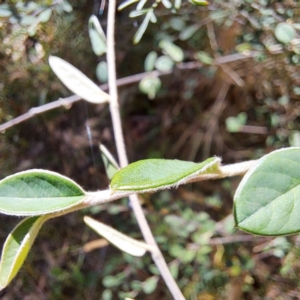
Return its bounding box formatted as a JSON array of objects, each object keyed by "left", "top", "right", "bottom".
[
  {"left": 0, "top": 124, "right": 299, "bottom": 290},
  {"left": 1, "top": 5, "right": 300, "bottom": 298}
]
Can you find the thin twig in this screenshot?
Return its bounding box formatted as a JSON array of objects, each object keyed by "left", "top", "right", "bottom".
[
  {"left": 0, "top": 51, "right": 257, "bottom": 133},
  {"left": 105, "top": 0, "right": 185, "bottom": 299}
]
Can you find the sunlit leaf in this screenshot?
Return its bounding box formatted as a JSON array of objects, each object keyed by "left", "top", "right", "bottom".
[
  {"left": 99, "top": 144, "right": 120, "bottom": 180},
  {"left": 142, "top": 276, "right": 159, "bottom": 294},
  {"left": 110, "top": 157, "right": 221, "bottom": 192},
  {"left": 38, "top": 8, "right": 52, "bottom": 23},
  {"left": 275, "top": 22, "right": 296, "bottom": 44},
  {"left": 159, "top": 40, "right": 184, "bottom": 62},
  {"left": 155, "top": 55, "right": 174, "bottom": 71},
  {"left": 189, "top": 0, "right": 209, "bottom": 6},
  {"left": 118, "top": 0, "right": 139, "bottom": 11},
  {"left": 136, "top": 0, "right": 148, "bottom": 10},
  {"left": 144, "top": 51, "right": 158, "bottom": 72},
  {"left": 174, "top": 0, "right": 182, "bottom": 10},
  {"left": 96, "top": 61, "right": 108, "bottom": 83},
  {"left": 0, "top": 4, "right": 12, "bottom": 17},
  {"left": 194, "top": 51, "right": 214, "bottom": 65},
  {"left": 234, "top": 147, "right": 300, "bottom": 235},
  {"left": 0, "top": 215, "right": 49, "bottom": 289},
  {"left": 162, "top": 0, "right": 172, "bottom": 9},
  {"left": 88, "top": 15, "right": 107, "bottom": 56},
  {"left": 139, "top": 76, "right": 161, "bottom": 99},
  {"left": 84, "top": 216, "right": 152, "bottom": 256},
  {"left": 49, "top": 56, "right": 110, "bottom": 104},
  {"left": 226, "top": 112, "right": 247, "bottom": 133},
  {"left": 133, "top": 9, "right": 153, "bottom": 44},
  {"left": 0, "top": 169, "right": 86, "bottom": 216},
  {"left": 129, "top": 9, "right": 149, "bottom": 18}
]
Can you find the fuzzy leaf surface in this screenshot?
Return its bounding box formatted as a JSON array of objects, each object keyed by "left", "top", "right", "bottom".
[
  {"left": 234, "top": 147, "right": 300, "bottom": 235},
  {"left": 0, "top": 170, "right": 85, "bottom": 216},
  {"left": 110, "top": 157, "right": 220, "bottom": 192},
  {"left": 84, "top": 216, "right": 151, "bottom": 256},
  {"left": 0, "top": 216, "right": 48, "bottom": 289}
]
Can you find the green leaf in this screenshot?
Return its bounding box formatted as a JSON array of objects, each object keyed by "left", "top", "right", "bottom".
[
  {"left": 144, "top": 51, "right": 158, "bottom": 72},
  {"left": 234, "top": 147, "right": 300, "bottom": 235},
  {"left": 133, "top": 9, "right": 153, "bottom": 44},
  {"left": 88, "top": 15, "right": 107, "bottom": 56},
  {"left": 84, "top": 216, "right": 152, "bottom": 257},
  {"left": 0, "top": 169, "right": 86, "bottom": 216},
  {"left": 96, "top": 61, "right": 108, "bottom": 83},
  {"left": 155, "top": 55, "right": 174, "bottom": 71},
  {"left": 275, "top": 22, "right": 296, "bottom": 44},
  {"left": 139, "top": 76, "right": 161, "bottom": 99},
  {"left": 118, "top": 0, "right": 139, "bottom": 10},
  {"left": 179, "top": 24, "right": 200, "bottom": 41},
  {"left": 0, "top": 215, "right": 49, "bottom": 289},
  {"left": 194, "top": 51, "right": 214, "bottom": 65},
  {"left": 99, "top": 144, "right": 119, "bottom": 180},
  {"left": 0, "top": 4, "right": 12, "bottom": 17},
  {"left": 174, "top": 0, "right": 182, "bottom": 9},
  {"left": 189, "top": 0, "right": 209, "bottom": 6},
  {"left": 142, "top": 276, "right": 159, "bottom": 294},
  {"left": 49, "top": 56, "right": 110, "bottom": 104},
  {"left": 38, "top": 8, "right": 52, "bottom": 23},
  {"left": 226, "top": 112, "right": 247, "bottom": 133},
  {"left": 110, "top": 157, "right": 221, "bottom": 192},
  {"left": 159, "top": 40, "right": 184, "bottom": 62}
]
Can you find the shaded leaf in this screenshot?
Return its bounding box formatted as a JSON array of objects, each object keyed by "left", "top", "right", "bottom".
[
  {"left": 0, "top": 169, "right": 86, "bottom": 216},
  {"left": 234, "top": 147, "right": 300, "bottom": 235},
  {"left": 179, "top": 24, "right": 200, "bottom": 41},
  {"left": 49, "top": 56, "right": 110, "bottom": 104},
  {"left": 110, "top": 157, "right": 221, "bottom": 192},
  {"left": 99, "top": 144, "right": 119, "bottom": 180},
  {"left": 84, "top": 216, "right": 152, "bottom": 256},
  {"left": 144, "top": 51, "right": 158, "bottom": 72},
  {"left": 0, "top": 216, "right": 49, "bottom": 289}
]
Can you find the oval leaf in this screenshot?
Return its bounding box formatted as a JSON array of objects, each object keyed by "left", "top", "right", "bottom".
[
  {"left": 234, "top": 147, "right": 300, "bottom": 235},
  {"left": 0, "top": 169, "right": 86, "bottom": 216},
  {"left": 0, "top": 216, "right": 49, "bottom": 289},
  {"left": 139, "top": 76, "right": 161, "bottom": 99},
  {"left": 275, "top": 22, "right": 296, "bottom": 45},
  {"left": 159, "top": 40, "right": 184, "bottom": 62},
  {"left": 49, "top": 56, "right": 110, "bottom": 104},
  {"left": 110, "top": 157, "right": 221, "bottom": 192},
  {"left": 88, "top": 15, "right": 107, "bottom": 56},
  {"left": 84, "top": 216, "right": 153, "bottom": 256}
]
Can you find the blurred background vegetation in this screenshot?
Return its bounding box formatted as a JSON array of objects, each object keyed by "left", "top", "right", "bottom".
[{"left": 0, "top": 0, "right": 300, "bottom": 299}]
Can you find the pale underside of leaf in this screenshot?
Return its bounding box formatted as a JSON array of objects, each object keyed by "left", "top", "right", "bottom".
[
  {"left": 84, "top": 216, "right": 154, "bottom": 256},
  {"left": 0, "top": 215, "right": 49, "bottom": 289},
  {"left": 234, "top": 147, "right": 300, "bottom": 235},
  {"left": 49, "top": 56, "right": 110, "bottom": 104},
  {"left": 99, "top": 144, "right": 120, "bottom": 180},
  {"left": 110, "top": 157, "right": 221, "bottom": 193},
  {"left": 0, "top": 169, "right": 86, "bottom": 216}
]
